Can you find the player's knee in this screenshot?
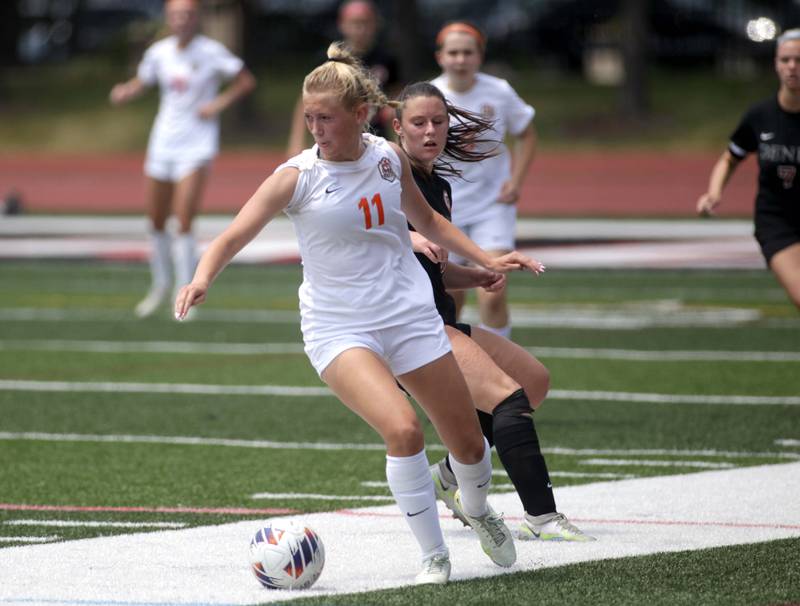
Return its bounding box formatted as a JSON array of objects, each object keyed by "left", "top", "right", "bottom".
[
  {"left": 383, "top": 418, "right": 424, "bottom": 455},
  {"left": 526, "top": 365, "right": 550, "bottom": 409}
]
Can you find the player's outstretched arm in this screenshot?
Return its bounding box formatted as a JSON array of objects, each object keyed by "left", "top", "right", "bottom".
[
  {"left": 109, "top": 77, "right": 148, "bottom": 105},
  {"left": 174, "top": 167, "right": 299, "bottom": 320},
  {"left": 395, "top": 144, "right": 544, "bottom": 275}
]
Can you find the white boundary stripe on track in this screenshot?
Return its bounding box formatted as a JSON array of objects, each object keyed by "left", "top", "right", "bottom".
[
  {"left": 0, "top": 432, "right": 797, "bottom": 461},
  {"left": 2, "top": 379, "right": 799, "bottom": 406},
  {"left": 4, "top": 520, "right": 186, "bottom": 529},
  {"left": 0, "top": 463, "right": 798, "bottom": 605},
  {"left": 3, "top": 339, "right": 799, "bottom": 363},
  {"left": 775, "top": 438, "right": 800, "bottom": 447},
  {"left": 580, "top": 458, "right": 734, "bottom": 469}
]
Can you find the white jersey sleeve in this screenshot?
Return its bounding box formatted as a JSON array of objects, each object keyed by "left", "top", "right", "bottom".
[{"left": 500, "top": 79, "right": 535, "bottom": 136}]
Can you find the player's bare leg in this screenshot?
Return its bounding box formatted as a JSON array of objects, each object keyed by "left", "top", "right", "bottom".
[
  {"left": 769, "top": 242, "right": 800, "bottom": 310},
  {"left": 322, "top": 347, "right": 450, "bottom": 582},
  {"left": 467, "top": 325, "right": 550, "bottom": 409},
  {"left": 399, "top": 352, "right": 516, "bottom": 567}
]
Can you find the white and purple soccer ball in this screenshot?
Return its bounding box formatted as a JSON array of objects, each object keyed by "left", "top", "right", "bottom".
[{"left": 249, "top": 521, "right": 325, "bottom": 590}]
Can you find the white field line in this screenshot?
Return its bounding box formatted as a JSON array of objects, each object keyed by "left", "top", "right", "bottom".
[
  {"left": 0, "top": 305, "right": 775, "bottom": 329},
  {"left": 2, "top": 379, "right": 799, "bottom": 406},
  {"left": 4, "top": 520, "right": 186, "bottom": 529},
  {"left": 775, "top": 439, "right": 800, "bottom": 447},
  {"left": 1, "top": 463, "right": 798, "bottom": 605},
  {"left": 0, "top": 340, "right": 305, "bottom": 355},
  {"left": 580, "top": 458, "right": 735, "bottom": 469},
  {"left": 2, "top": 339, "right": 799, "bottom": 363},
  {"left": 250, "top": 492, "right": 394, "bottom": 502},
  {"left": 0, "top": 536, "right": 59, "bottom": 543},
  {"left": 0, "top": 432, "right": 797, "bottom": 462}
]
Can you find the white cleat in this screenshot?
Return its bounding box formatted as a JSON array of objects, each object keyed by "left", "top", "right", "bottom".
[
  {"left": 414, "top": 552, "right": 451, "bottom": 585},
  {"left": 454, "top": 490, "right": 516, "bottom": 567},
  {"left": 134, "top": 288, "right": 169, "bottom": 318},
  {"left": 430, "top": 461, "right": 469, "bottom": 527},
  {"left": 518, "top": 512, "right": 596, "bottom": 542}
]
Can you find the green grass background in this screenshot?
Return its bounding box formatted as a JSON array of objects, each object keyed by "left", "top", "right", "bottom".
[{"left": 0, "top": 261, "right": 798, "bottom": 604}]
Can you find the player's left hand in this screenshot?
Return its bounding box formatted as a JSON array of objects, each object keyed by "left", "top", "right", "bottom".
[
  {"left": 486, "top": 251, "right": 545, "bottom": 275},
  {"left": 198, "top": 102, "right": 219, "bottom": 120},
  {"left": 497, "top": 181, "right": 520, "bottom": 205},
  {"left": 474, "top": 268, "right": 507, "bottom": 292}
]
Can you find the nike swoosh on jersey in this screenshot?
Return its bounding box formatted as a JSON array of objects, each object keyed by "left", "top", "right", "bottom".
[
  {"left": 407, "top": 506, "right": 431, "bottom": 517},
  {"left": 760, "top": 132, "right": 776, "bottom": 141},
  {"left": 477, "top": 479, "right": 490, "bottom": 488},
  {"left": 325, "top": 184, "right": 342, "bottom": 194}
]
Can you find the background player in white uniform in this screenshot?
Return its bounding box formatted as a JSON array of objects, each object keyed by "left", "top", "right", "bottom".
[
  {"left": 110, "top": 0, "right": 256, "bottom": 317},
  {"left": 175, "top": 43, "right": 546, "bottom": 585},
  {"left": 431, "top": 21, "right": 537, "bottom": 339}
]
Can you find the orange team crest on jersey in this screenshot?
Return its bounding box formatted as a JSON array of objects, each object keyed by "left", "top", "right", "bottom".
[{"left": 378, "top": 157, "right": 397, "bottom": 182}]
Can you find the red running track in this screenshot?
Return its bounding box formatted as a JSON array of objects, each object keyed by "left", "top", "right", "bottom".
[{"left": 0, "top": 151, "right": 757, "bottom": 217}]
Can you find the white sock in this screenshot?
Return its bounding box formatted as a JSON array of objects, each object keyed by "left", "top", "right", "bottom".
[
  {"left": 447, "top": 437, "right": 492, "bottom": 518},
  {"left": 173, "top": 232, "right": 197, "bottom": 289},
  {"left": 479, "top": 323, "right": 512, "bottom": 339},
  {"left": 149, "top": 230, "right": 172, "bottom": 292},
  {"left": 386, "top": 449, "right": 447, "bottom": 560}
]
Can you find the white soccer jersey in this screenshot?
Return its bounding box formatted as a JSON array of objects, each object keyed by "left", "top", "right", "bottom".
[
  {"left": 137, "top": 34, "right": 244, "bottom": 161},
  {"left": 276, "top": 135, "right": 441, "bottom": 343},
  {"left": 431, "top": 72, "right": 535, "bottom": 226}
]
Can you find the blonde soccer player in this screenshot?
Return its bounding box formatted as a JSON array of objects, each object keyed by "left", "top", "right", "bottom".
[{"left": 174, "top": 43, "right": 550, "bottom": 585}]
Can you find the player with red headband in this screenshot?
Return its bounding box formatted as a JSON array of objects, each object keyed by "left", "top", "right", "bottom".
[{"left": 431, "top": 21, "right": 537, "bottom": 340}]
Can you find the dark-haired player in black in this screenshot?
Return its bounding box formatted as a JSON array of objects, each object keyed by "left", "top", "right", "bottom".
[
  {"left": 393, "top": 81, "right": 594, "bottom": 541},
  {"left": 698, "top": 29, "right": 800, "bottom": 310}
]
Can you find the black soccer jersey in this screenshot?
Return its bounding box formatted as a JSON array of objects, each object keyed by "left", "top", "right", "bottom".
[
  {"left": 409, "top": 165, "right": 458, "bottom": 326},
  {"left": 729, "top": 97, "right": 800, "bottom": 217}
]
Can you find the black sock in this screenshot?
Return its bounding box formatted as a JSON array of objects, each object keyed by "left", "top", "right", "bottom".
[
  {"left": 476, "top": 409, "right": 495, "bottom": 447},
  {"left": 493, "top": 389, "right": 556, "bottom": 516}
]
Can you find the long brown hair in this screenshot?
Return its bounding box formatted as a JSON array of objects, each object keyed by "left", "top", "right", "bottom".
[{"left": 395, "top": 82, "right": 498, "bottom": 178}]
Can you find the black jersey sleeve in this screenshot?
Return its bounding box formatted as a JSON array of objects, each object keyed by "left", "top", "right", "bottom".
[{"left": 729, "top": 106, "right": 759, "bottom": 159}]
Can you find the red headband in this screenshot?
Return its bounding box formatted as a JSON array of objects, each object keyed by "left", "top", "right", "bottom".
[{"left": 436, "top": 23, "right": 485, "bottom": 52}]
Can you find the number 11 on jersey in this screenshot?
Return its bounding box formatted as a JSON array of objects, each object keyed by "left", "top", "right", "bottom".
[{"left": 358, "top": 193, "right": 384, "bottom": 229}]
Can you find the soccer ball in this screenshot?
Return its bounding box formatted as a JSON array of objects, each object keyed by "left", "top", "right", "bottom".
[{"left": 249, "top": 521, "right": 325, "bottom": 590}]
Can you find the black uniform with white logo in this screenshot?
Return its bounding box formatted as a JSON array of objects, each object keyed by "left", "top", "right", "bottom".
[
  {"left": 409, "top": 165, "right": 459, "bottom": 327},
  {"left": 728, "top": 97, "right": 800, "bottom": 262}
]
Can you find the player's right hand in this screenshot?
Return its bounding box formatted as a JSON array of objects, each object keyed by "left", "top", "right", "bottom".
[
  {"left": 174, "top": 282, "right": 208, "bottom": 321},
  {"left": 696, "top": 193, "right": 721, "bottom": 217}
]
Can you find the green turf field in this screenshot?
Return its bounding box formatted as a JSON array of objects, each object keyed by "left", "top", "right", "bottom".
[{"left": 0, "top": 260, "right": 798, "bottom": 605}]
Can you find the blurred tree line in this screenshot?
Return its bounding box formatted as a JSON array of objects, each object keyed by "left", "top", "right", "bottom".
[{"left": 2, "top": 0, "right": 799, "bottom": 122}]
